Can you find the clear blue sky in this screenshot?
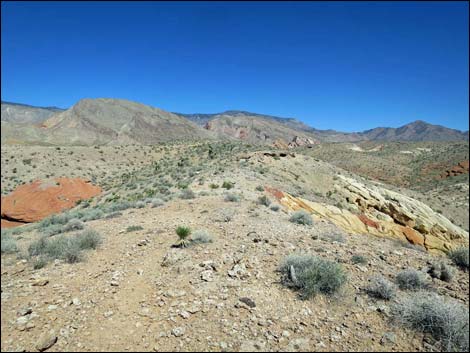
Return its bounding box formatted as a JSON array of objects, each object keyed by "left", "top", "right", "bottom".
[{"left": 1, "top": 1, "right": 468, "bottom": 132}]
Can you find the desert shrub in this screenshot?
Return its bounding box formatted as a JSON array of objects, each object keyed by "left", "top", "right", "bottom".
[
  {"left": 366, "top": 275, "right": 396, "bottom": 300},
  {"left": 126, "top": 225, "right": 143, "bottom": 233},
  {"left": 175, "top": 226, "right": 191, "bottom": 248},
  {"left": 448, "top": 247, "right": 469, "bottom": 270},
  {"left": 209, "top": 183, "right": 219, "bottom": 189},
  {"left": 105, "top": 211, "right": 122, "bottom": 219},
  {"left": 135, "top": 201, "right": 146, "bottom": 209},
  {"left": 180, "top": 189, "right": 196, "bottom": 199},
  {"left": 222, "top": 181, "right": 234, "bottom": 190},
  {"left": 351, "top": 254, "right": 368, "bottom": 264},
  {"left": 257, "top": 195, "right": 271, "bottom": 206},
  {"left": 396, "top": 269, "right": 428, "bottom": 290},
  {"left": 289, "top": 210, "right": 313, "bottom": 225},
  {"left": 255, "top": 185, "right": 264, "bottom": 192},
  {"left": 75, "top": 229, "right": 102, "bottom": 250},
  {"left": 428, "top": 262, "right": 455, "bottom": 282},
  {"left": 270, "top": 204, "right": 280, "bottom": 212},
  {"left": 224, "top": 193, "right": 240, "bottom": 202},
  {"left": 42, "top": 224, "right": 66, "bottom": 237},
  {"left": 63, "top": 218, "right": 84, "bottom": 232},
  {"left": 32, "top": 256, "right": 48, "bottom": 269},
  {"left": 392, "top": 292, "right": 469, "bottom": 352},
  {"left": 1, "top": 232, "right": 18, "bottom": 254},
  {"left": 191, "top": 230, "right": 213, "bottom": 244},
  {"left": 279, "top": 254, "right": 347, "bottom": 299},
  {"left": 150, "top": 198, "right": 164, "bottom": 208},
  {"left": 104, "top": 201, "right": 134, "bottom": 213}
]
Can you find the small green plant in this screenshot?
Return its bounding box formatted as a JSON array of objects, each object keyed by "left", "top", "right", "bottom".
[
  {"left": 126, "top": 225, "right": 144, "bottom": 233},
  {"left": 150, "top": 198, "right": 164, "bottom": 208},
  {"left": 1, "top": 232, "right": 18, "bottom": 254},
  {"left": 63, "top": 218, "right": 85, "bottom": 232},
  {"left": 135, "top": 201, "right": 146, "bottom": 209},
  {"left": 448, "top": 247, "right": 469, "bottom": 270},
  {"left": 279, "top": 254, "right": 347, "bottom": 299},
  {"left": 222, "top": 181, "right": 234, "bottom": 190},
  {"left": 255, "top": 185, "right": 264, "bottom": 192},
  {"left": 365, "top": 275, "right": 396, "bottom": 300},
  {"left": 33, "top": 256, "right": 48, "bottom": 270},
  {"left": 289, "top": 210, "right": 313, "bottom": 225},
  {"left": 351, "top": 254, "right": 368, "bottom": 265},
  {"left": 209, "top": 183, "right": 219, "bottom": 189},
  {"left": 270, "top": 204, "right": 280, "bottom": 212},
  {"left": 175, "top": 226, "right": 191, "bottom": 248},
  {"left": 257, "top": 195, "right": 271, "bottom": 206},
  {"left": 396, "top": 269, "right": 428, "bottom": 290}
]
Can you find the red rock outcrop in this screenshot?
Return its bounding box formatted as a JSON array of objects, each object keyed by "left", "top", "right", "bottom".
[
  {"left": 1, "top": 177, "right": 101, "bottom": 227},
  {"left": 440, "top": 160, "right": 469, "bottom": 179}
]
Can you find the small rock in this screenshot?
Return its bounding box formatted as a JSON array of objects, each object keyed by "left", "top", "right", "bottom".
[
  {"left": 201, "top": 270, "right": 213, "bottom": 282},
  {"left": 110, "top": 281, "right": 119, "bottom": 287},
  {"left": 380, "top": 332, "right": 397, "bottom": 345},
  {"left": 171, "top": 327, "right": 185, "bottom": 337},
  {"left": 239, "top": 297, "right": 256, "bottom": 308},
  {"left": 17, "top": 307, "right": 33, "bottom": 316},
  {"left": 36, "top": 330, "right": 57, "bottom": 351},
  {"left": 179, "top": 311, "right": 190, "bottom": 319},
  {"left": 104, "top": 311, "right": 114, "bottom": 318},
  {"left": 32, "top": 278, "right": 49, "bottom": 286},
  {"left": 72, "top": 298, "right": 81, "bottom": 306}
]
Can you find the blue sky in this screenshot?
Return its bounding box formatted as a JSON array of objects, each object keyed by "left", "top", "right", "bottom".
[{"left": 1, "top": 1, "right": 468, "bottom": 132}]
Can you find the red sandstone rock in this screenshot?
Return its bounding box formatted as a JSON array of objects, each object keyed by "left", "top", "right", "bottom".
[
  {"left": 357, "top": 214, "right": 379, "bottom": 229},
  {"left": 1, "top": 177, "right": 101, "bottom": 226}
]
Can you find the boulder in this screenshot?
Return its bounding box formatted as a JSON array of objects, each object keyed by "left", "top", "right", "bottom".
[{"left": 1, "top": 177, "right": 101, "bottom": 226}]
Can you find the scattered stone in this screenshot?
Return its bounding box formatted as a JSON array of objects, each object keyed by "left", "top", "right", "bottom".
[
  {"left": 179, "top": 311, "right": 190, "bottom": 319},
  {"left": 239, "top": 297, "right": 256, "bottom": 308},
  {"left": 32, "top": 278, "right": 49, "bottom": 286},
  {"left": 171, "top": 327, "right": 185, "bottom": 337},
  {"left": 17, "top": 307, "right": 33, "bottom": 316},
  {"left": 201, "top": 270, "right": 213, "bottom": 282},
  {"left": 104, "top": 311, "right": 114, "bottom": 318},
  {"left": 36, "top": 330, "right": 57, "bottom": 352}
]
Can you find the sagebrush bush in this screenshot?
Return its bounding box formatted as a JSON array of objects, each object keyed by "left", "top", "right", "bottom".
[
  {"left": 448, "top": 247, "right": 469, "bottom": 270},
  {"left": 209, "top": 183, "right": 219, "bottom": 189},
  {"left": 351, "top": 254, "right": 368, "bottom": 264},
  {"left": 75, "top": 229, "right": 102, "bottom": 250},
  {"left": 180, "top": 189, "right": 196, "bottom": 199},
  {"left": 64, "top": 218, "right": 84, "bottom": 232},
  {"left": 289, "top": 210, "right": 313, "bottom": 225},
  {"left": 279, "top": 254, "right": 347, "bottom": 299},
  {"left": 392, "top": 291, "right": 469, "bottom": 352},
  {"left": 366, "top": 275, "right": 396, "bottom": 300},
  {"left": 150, "top": 198, "right": 164, "bottom": 208},
  {"left": 1, "top": 232, "right": 18, "bottom": 254},
  {"left": 428, "top": 262, "right": 455, "bottom": 282},
  {"left": 255, "top": 185, "right": 264, "bottom": 192},
  {"left": 270, "top": 204, "right": 280, "bottom": 212},
  {"left": 104, "top": 211, "right": 122, "bottom": 219},
  {"left": 257, "top": 195, "right": 271, "bottom": 206},
  {"left": 224, "top": 193, "right": 240, "bottom": 202},
  {"left": 191, "top": 230, "right": 213, "bottom": 244},
  {"left": 135, "top": 201, "right": 146, "bottom": 209},
  {"left": 396, "top": 269, "right": 428, "bottom": 290}
]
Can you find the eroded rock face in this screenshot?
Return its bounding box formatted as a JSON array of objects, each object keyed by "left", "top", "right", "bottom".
[
  {"left": 440, "top": 160, "right": 469, "bottom": 179},
  {"left": 265, "top": 177, "right": 468, "bottom": 253},
  {"left": 1, "top": 177, "right": 101, "bottom": 227},
  {"left": 288, "top": 136, "right": 319, "bottom": 148}
]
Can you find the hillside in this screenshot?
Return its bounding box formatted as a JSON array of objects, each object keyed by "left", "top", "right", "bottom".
[{"left": 1, "top": 101, "right": 64, "bottom": 124}]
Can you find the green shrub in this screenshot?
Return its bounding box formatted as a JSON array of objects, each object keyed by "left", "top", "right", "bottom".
[
  {"left": 257, "top": 195, "right": 271, "bottom": 206},
  {"left": 33, "top": 256, "right": 48, "bottom": 269},
  {"left": 392, "top": 292, "right": 469, "bottom": 352},
  {"left": 222, "top": 181, "right": 234, "bottom": 190},
  {"left": 175, "top": 226, "right": 191, "bottom": 248},
  {"left": 279, "top": 254, "right": 347, "bottom": 299},
  {"left": 135, "top": 201, "right": 146, "bottom": 209},
  {"left": 351, "top": 254, "right": 368, "bottom": 265},
  {"left": 366, "top": 275, "right": 396, "bottom": 300},
  {"left": 104, "top": 211, "right": 122, "bottom": 219},
  {"left": 289, "top": 210, "right": 313, "bottom": 225},
  {"left": 75, "top": 229, "right": 102, "bottom": 250},
  {"left": 150, "top": 198, "right": 164, "bottom": 208},
  {"left": 396, "top": 269, "right": 428, "bottom": 290},
  {"left": 126, "top": 225, "right": 144, "bottom": 233},
  {"left": 270, "top": 204, "right": 280, "bottom": 212},
  {"left": 209, "top": 183, "right": 219, "bottom": 189},
  {"left": 255, "top": 185, "right": 264, "bottom": 192},
  {"left": 63, "top": 218, "right": 84, "bottom": 232},
  {"left": 448, "top": 247, "right": 469, "bottom": 270},
  {"left": 191, "top": 230, "right": 213, "bottom": 244},
  {"left": 1, "top": 232, "right": 18, "bottom": 254}
]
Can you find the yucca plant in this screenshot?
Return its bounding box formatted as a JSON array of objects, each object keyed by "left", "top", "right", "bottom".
[{"left": 175, "top": 226, "right": 191, "bottom": 248}]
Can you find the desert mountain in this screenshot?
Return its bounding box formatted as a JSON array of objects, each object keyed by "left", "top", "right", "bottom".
[
  {"left": 1, "top": 99, "right": 214, "bottom": 145},
  {"left": 1, "top": 101, "right": 64, "bottom": 124}
]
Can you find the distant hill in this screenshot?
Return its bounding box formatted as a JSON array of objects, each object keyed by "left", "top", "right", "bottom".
[
  {"left": 1, "top": 99, "right": 213, "bottom": 145},
  {"left": 1, "top": 100, "right": 467, "bottom": 145},
  {"left": 1, "top": 101, "right": 65, "bottom": 124}
]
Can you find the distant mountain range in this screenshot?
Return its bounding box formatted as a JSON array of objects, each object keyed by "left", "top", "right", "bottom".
[{"left": 1, "top": 100, "right": 468, "bottom": 145}]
